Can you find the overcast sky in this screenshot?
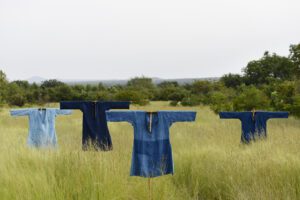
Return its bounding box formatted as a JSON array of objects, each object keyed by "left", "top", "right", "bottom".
[{"left": 0, "top": 0, "right": 299, "bottom": 81}]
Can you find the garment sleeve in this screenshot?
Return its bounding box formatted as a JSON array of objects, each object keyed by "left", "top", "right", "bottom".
[
  {"left": 10, "top": 109, "right": 31, "bottom": 116},
  {"left": 55, "top": 109, "right": 73, "bottom": 115},
  {"left": 60, "top": 101, "right": 82, "bottom": 110},
  {"left": 106, "top": 111, "right": 135, "bottom": 125},
  {"left": 167, "top": 111, "right": 196, "bottom": 125},
  {"left": 108, "top": 101, "right": 130, "bottom": 109},
  {"left": 219, "top": 112, "right": 242, "bottom": 119},
  {"left": 265, "top": 112, "right": 289, "bottom": 120}
]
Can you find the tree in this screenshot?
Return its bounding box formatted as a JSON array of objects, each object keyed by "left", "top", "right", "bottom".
[
  {"left": 72, "top": 85, "right": 88, "bottom": 100},
  {"left": 233, "top": 85, "right": 270, "bottom": 111},
  {"left": 127, "top": 77, "right": 156, "bottom": 101},
  {"left": 158, "top": 81, "right": 179, "bottom": 88},
  {"left": 181, "top": 95, "right": 201, "bottom": 106},
  {"left": 115, "top": 89, "right": 149, "bottom": 105},
  {"left": 289, "top": 43, "right": 300, "bottom": 78},
  {"left": 41, "top": 79, "right": 66, "bottom": 88},
  {"left": 127, "top": 77, "right": 154, "bottom": 89},
  {"left": 290, "top": 95, "right": 300, "bottom": 117},
  {"left": 243, "top": 52, "right": 297, "bottom": 85},
  {"left": 269, "top": 81, "right": 295, "bottom": 110},
  {"left": 190, "top": 81, "right": 212, "bottom": 95},
  {"left": 11, "top": 80, "right": 30, "bottom": 89},
  {"left": 0, "top": 70, "right": 8, "bottom": 105},
  {"left": 97, "top": 83, "right": 106, "bottom": 90},
  {"left": 220, "top": 73, "right": 243, "bottom": 88},
  {"left": 6, "top": 83, "right": 26, "bottom": 107},
  {"left": 55, "top": 85, "right": 74, "bottom": 101},
  {"left": 0, "top": 70, "right": 8, "bottom": 84},
  {"left": 167, "top": 88, "right": 189, "bottom": 106},
  {"left": 26, "top": 85, "right": 42, "bottom": 104}
]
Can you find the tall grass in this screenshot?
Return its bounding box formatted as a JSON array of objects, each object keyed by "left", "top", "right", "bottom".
[{"left": 0, "top": 102, "right": 299, "bottom": 200}]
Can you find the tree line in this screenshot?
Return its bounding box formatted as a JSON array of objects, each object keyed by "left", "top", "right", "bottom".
[{"left": 0, "top": 43, "right": 300, "bottom": 117}]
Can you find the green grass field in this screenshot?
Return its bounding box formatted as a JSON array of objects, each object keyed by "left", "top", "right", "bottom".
[{"left": 0, "top": 102, "right": 300, "bottom": 200}]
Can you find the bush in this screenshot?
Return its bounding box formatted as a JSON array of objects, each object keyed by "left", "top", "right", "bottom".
[
  {"left": 41, "top": 79, "right": 66, "bottom": 88},
  {"left": 290, "top": 95, "right": 300, "bottom": 117},
  {"left": 115, "top": 90, "right": 149, "bottom": 105},
  {"left": 233, "top": 85, "right": 270, "bottom": 111},
  {"left": 169, "top": 101, "right": 179, "bottom": 106},
  {"left": 208, "top": 91, "right": 234, "bottom": 113},
  {"left": 8, "top": 94, "right": 26, "bottom": 107},
  {"left": 6, "top": 83, "right": 27, "bottom": 107},
  {"left": 191, "top": 81, "right": 212, "bottom": 95},
  {"left": 168, "top": 89, "right": 189, "bottom": 102},
  {"left": 56, "top": 85, "right": 74, "bottom": 101},
  {"left": 220, "top": 73, "right": 244, "bottom": 88},
  {"left": 181, "top": 95, "right": 201, "bottom": 106},
  {"left": 95, "top": 91, "right": 111, "bottom": 101}
]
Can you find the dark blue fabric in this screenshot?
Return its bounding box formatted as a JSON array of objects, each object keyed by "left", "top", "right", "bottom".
[
  {"left": 219, "top": 111, "right": 289, "bottom": 143},
  {"left": 60, "top": 101, "right": 130, "bottom": 151},
  {"left": 106, "top": 111, "right": 196, "bottom": 177}
]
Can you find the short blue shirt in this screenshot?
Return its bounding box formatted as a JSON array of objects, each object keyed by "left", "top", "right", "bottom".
[
  {"left": 106, "top": 111, "right": 196, "bottom": 177},
  {"left": 10, "top": 108, "right": 72, "bottom": 147},
  {"left": 219, "top": 111, "right": 289, "bottom": 143}
]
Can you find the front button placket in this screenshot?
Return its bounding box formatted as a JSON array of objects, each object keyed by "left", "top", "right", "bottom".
[
  {"left": 39, "top": 109, "right": 47, "bottom": 122},
  {"left": 149, "top": 112, "right": 152, "bottom": 133},
  {"left": 93, "top": 102, "right": 97, "bottom": 120}
]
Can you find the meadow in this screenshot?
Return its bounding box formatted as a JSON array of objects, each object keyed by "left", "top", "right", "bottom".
[{"left": 0, "top": 102, "right": 300, "bottom": 200}]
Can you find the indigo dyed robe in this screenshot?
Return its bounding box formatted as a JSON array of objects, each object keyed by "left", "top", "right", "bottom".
[
  {"left": 106, "top": 111, "right": 196, "bottom": 177},
  {"left": 219, "top": 111, "right": 289, "bottom": 143},
  {"left": 10, "top": 108, "right": 72, "bottom": 147},
  {"left": 60, "top": 101, "right": 130, "bottom": 151}
]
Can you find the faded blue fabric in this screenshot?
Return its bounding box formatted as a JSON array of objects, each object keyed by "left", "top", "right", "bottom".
[
  {"left": 219, "top": 111, "right": 289, "bottom": 143},
  {"left": 106, "top": 111, "right": 196, "bottom": 177},
  {"left": 10, "top": 108, "right": 72, "bottom": 147},
  {"left": 60, "top": 101, "right": 130, "bottom": 151}
]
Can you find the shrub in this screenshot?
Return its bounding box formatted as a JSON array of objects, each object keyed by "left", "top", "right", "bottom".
[
  {"left": 169, "top": 101, "right": 179, "bottom": 106},
  {"left": 290, "top": 95, "right": 300, "bottom": 117},
  {"left": 8, "top": 94, "right": 26, "bottom": 107},
  {"left": 208, "top": 91, "right": 234, "bottom": 113},
  {"left": 6, "top": 83, "right": 27, "bottom": 107},
  {"left": 233, "top": 85, "right": 270, "bottom": 111},
  {"left": 115, "top": 90, "right": 149, "bottom": 105},
  {"left": 220, "top": 73, "right": 244, "bottom": 88},
  {"left": 181, "top": 95, "right": 201, "bottom": 106}
]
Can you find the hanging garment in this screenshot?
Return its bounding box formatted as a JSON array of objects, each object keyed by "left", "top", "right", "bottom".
[
  {"left": 10, "top": 108, "right": 72, "bottom": 147},
  {"left": 106, "top": 110, "right": 196, "bottom": 177},
  {"left": 219, "top": 111, "right": 289, "bottom": 143},
  {"left": 60, "top": 101, "right": 130, "bottom": 151}
]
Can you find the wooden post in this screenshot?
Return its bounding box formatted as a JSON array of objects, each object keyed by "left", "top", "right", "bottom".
[{"left": 148, "top": 178, "right": 152, "bottom": 200}]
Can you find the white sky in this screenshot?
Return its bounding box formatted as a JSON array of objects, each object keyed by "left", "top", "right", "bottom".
[{"left": 0, "top": 0, "right": 299, "bottom": 81}]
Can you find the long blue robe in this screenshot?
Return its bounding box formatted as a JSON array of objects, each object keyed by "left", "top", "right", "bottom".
[
  {"left": 106, "top": 110, "right": 196, "bottom": 177},
  {"left": 60, "top": 101, "right": 130, "bottom": 151}
]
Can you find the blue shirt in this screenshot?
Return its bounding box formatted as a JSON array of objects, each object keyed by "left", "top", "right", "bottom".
[
  {"left": 60, "top": 101, "right": 130, "bottom": 151},
  {"left": 219, "top": 111, "right": 289, "bottom": 143},
  {"left": 106, "top": 111, "right": 196, "bottom": 177},
  {"left": 10, "top": 108, "right": 72, "bottom": 148}
]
